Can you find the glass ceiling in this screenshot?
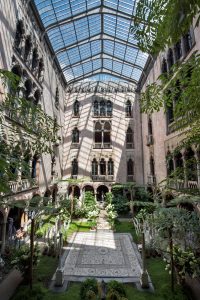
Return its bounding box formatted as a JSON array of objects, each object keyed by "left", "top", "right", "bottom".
[{"left": 33, "top": 0, "right": 149, "bottom": 84}]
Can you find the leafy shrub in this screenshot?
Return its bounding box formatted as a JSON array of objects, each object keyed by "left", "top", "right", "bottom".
[
  {"left": 106, "top": 290, "right": 121, "bottom": 300},
  {"left": 85, "top": 290, "right": 97, "bottom": 300},
  {"left": 112, "top": 195, "right": 129, "bottom": 215},
  {"left": 107, "top": 281, "right": 126, "bottom": 297},
  {"left": 11, "top": 243, "right": 40, "bottom": 276},
  {"left": 12, "top": 283, "right": 47, "bottom": 300},
  {"left": 80, "top": 278, "right": 98, "bottom": 300}
]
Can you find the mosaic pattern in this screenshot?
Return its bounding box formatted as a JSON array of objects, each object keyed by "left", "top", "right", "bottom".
[{"left": 63, "top": 232, "right": 142, "bottom": 278}]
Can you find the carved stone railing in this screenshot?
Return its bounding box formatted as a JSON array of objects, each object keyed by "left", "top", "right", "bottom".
[{"left": 92, "top": 175, "right": 114, "bottom": 181}]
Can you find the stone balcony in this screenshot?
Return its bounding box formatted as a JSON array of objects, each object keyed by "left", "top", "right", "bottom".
[
  {"left": 8, "top": 178, "right": 37, "bottom": 194},
  {"left": 92, "top": 175, "right": 114, "bottom": 182}
]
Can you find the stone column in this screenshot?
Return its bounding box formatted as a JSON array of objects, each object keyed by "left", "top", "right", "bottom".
[
  {"left": 181, "top": 150, "right": 188, "bottom": 189},
  {"left": 194, "top": 150, "right": 200, "bottom": 189},
  {"left": 0, "top": 217, "right": 7, "bottom": 254}
]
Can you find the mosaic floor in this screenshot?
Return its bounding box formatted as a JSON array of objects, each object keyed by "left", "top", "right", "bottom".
[{"left": 63, "top": 231, "right": 142, "bottom": 280}]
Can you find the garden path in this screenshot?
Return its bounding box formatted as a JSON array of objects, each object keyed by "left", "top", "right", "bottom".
[{"left": 96, "top": 208, "right": 111, "bottom": 231}]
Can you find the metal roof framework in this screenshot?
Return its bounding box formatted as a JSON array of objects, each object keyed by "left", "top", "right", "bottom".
[{"left": 33, "top": 0, "right": 149, "bottom": 84}]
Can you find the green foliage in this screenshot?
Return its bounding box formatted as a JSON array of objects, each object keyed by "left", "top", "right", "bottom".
[
  {"left": 0, "top": 69, "right": 60, "bottom": 195},
  {"left": 130, "top": 0, "right": 200, "bottom": 54},
  {"left": 83, "top": 191, "right": 99, "bottom": 220},
  {"left": 106, "top": 291, "right": 121, "bottom": 300},
  {"left": 80, "top": 278, "right": 98, "bottom": 300},
  {"left": 112, "top": 195, "right": 129, "bottom": 215},
  {"left": 107, "top": 281, "right": 126, "bottom": 298},
  {"left": 105, "top": 192, "right": 113, "bottom": 205},
  {"left": 165, "top": 245, "right": 200, "bottom": 280},
  {"left": 11, "top": 243, "right": 40, "bottom": 275},
  {"left": 135, "top": 187, "right": 150, "bottom": 202}
]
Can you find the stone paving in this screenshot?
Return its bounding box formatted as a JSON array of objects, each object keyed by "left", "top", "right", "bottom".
[
  {"left": 63, "top": 231, "right": 142, "bottom": 280},
  {"left": 58, "top": 209, "right": 145, "bottom": 283}
]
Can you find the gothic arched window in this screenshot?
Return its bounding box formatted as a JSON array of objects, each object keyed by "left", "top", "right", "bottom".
[
  {"left": 32, "top": 48, "right": 39, "bottom": 70},
  {"left": 92, "top": 159, "right": 98, "bottom": 175},
  {"left": 14, "top": 20, "right": 25, "bottom": 50},
  {"left": 93, "top": 100, "right": 99, "bottom": 116},
  {"left": 24, "top": 36, "right": 32, "bottom": 61},
  {"left": 72, "top": 159, "right": 78, "bottom": 176},
  {"left": 125, "top": 100, "right": 132, "bottom": 117},
  {"left": 108, "top": 158, "right": 114, "bottom": 175},
  {"left": 174, "top": 41, "right": 182, "bottom": 61},
  {"left": 167, "top": 48, "right": 174, "bottom": 70},
  {"left": 72, "top": 127, "right": 79, "bottom": 143},
  {"left": 34, "top": 89, "right": 41, "bottom": 105},
  {"left": 126, "top": 127, "right": 133, "bottom": 148},
  {"left": 100, "top": 158, "right": 106, "bottom": 175},
  {"left": 161, "top": 58, "right": 167, "bottom": 74},
  {"left": 104, "top": 122, "right": 111, "bottom": 146},
  {"left": 107, "top": 101, "right": 113, "bottom": 116},
  {"left": 100, "top": 100, "right": 106, "bottom": 116},
  {"left": 150, "top": 156, "right": 155, "bottom": 176},
  {"left": 184, "top": 31, "right": 193, "bottom": 54},
  {"left": 73, "top": 100, "right": 80, "bottom": 117},
  {"left": 31, "top": 155, "right": 38, "bottom": 178},
  {"left": 55, "top": 87, "right": 59, "bottom": 109},
  {"left": 95, "top": 122, "right": 102, "bottom": 144},
  {"left": 127, "top": 159, "right": 134, "bottom": 177}
]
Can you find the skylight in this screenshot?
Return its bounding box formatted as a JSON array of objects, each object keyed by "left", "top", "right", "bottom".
[{"left": 33, "top": 0, "right": 148, "bottom": 84}]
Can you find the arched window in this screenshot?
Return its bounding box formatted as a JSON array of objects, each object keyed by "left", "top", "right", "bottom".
[
  {"left": 148, "top": 117, "right": 153, "bottom": 135},
  {"left": 34, "top": 89, "right": 41, "bottom": 105},
  {"left": 92, "top": 159, "right": 98, "bottom": 175},
  {"left": 73, "top": 100, "right": 80, "bottom": 116},
  {"left": 167, "top": 153, "right": 174, "bottom": 177},
  {"left": 127, "top": 159, "right": 134, "bottom": 181},
  {"left": 161, "top": 58, "right": 167, "bottom": 74},
  {"left": 55, "top": 87, "right": 59, "bottom": 109},
  {"left": 72, "top": 159, "right": 78, "bottom": 176},
  {"left": 72, "top": 127, "right": 79, "bottom": 143},
  {"left": 100, "top": 158, "right": 106, "bottom": 175},
  {"left": 107, "top": 101, "right": 113, "bottom": 116},
  {"left": 31, "top": 155, "right": 38, "bottom": 179},
  {"left": 126, "top": 127, "right": 133, "bottom": 148},
  {"left": 93, "top": 100, "right": 99, "bottom": 116},
  {"left": 185, "top": 148, "right": 197, "bottom": 181},
  {"left": 32, "top": 48, "right": 39, "bottom": 70},
  {"left": 14, "top": 20, "right": 24, "bottom": 50},
  {"left": 167, "top": 48, "right": 174, "bottom": 70},
  {"left": 24, "top": 36, "right": 32, "bottom": 61},
  {"left": 184, "top": 31, "right": 193, "bottom": 54},
  {"left": 103, "top": 122, "right": 111, "bottom": 147},
  {"left": 24, "top": 79, "right": 33, "bottom": 99},
  {"left": 108, "top": 158, "right": 114, "bottom": 175},
  {"left": 174, "top": 41, "right": 182, "bottom": 61},
  {"left": 38, "top": 58, "right": 44, "bottom": 81},
  {"left": 95, "top": 122, "right": 102, "bottom": 145},
  {"left": 125, "top": 100, "right": 132, "bottom": 117},
  {"left": 100, "top": 100, "right": 106, "bottom": 116},
  {"left": 150, "top": 156, "right": 155, "bottom": 176}
]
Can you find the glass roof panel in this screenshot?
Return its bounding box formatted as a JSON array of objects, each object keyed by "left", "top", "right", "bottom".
[{"left": 33, "top": 0, "right": 149, "bottom": 84}]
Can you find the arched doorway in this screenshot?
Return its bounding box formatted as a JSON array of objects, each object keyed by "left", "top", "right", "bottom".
[
  {"left": 97, "top": 185, "right": 109, "bottom": 202},
  {"left": 83, "top": 185, "right": 94, "bottom": 194},
  {"left": 68, "top": 185, "right": 80, "bottom": 199}
]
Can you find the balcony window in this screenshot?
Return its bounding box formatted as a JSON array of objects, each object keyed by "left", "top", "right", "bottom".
[
  {"left": 126, "top": 127, "right": 133, "bottom": 149},
  {"left": 14, "top": 20, "right": 24, "bottom": 50},
  {"left": 127, "top": 158, "right": 134, "bottom": 176},
  {"left": 72, "top": 127, "right": 79, "bottom": 143},
  {"left": 108, "top": 158, "right": 114, "bottom": 175},
  {"left": 100, "top": 158, "right": 106, "bottom": 175},
  {"left": 100, "top": 100, "right": 106, "bottom": 116},
  {"left": 93, "top": 100, "right": 99, "bottom": 116},
  {"left": 174, "top": 41, "right": 182, "bottom": 61},
  {"left": 94, "top": 121, "right": 111, "bottom": 148},
  {"left": 150, "top": 156, "right": 155, "bottom": 176},
  {"left": 125, "top": 100, "right": 132, "bottom": 117},
  {"left": 32, "top": 48, "right": 39, "bottom": 70},
  {"left": 31, "top": 155, "right": 38, "bottom": 178},
  {"left": 107, "top": 101, "right": 113, "bottom": 116},
  {"left": 92, "top": 159, "right": 98, "bottom": 175},
  {"left": 183, "top": 31, "right": 193, "bottom": 55},
  {"left": 72, "top": 159, "right": 78, "bottom": 176},
  {"left": 73, "top": 100, "right": 80, "bottom": 117}
]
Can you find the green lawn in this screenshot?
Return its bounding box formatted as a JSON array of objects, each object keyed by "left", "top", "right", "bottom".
[
  {"left": 115, "top": 220, "right": 139, "bottom": 243},
  {"left": 67, "top": 220, "right": 94, "bottom": 238}
]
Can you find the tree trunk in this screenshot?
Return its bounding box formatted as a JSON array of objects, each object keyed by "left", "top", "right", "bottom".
[
  {"left": 169, "top": 228, "right": 174, "bottom": 293},
  {"left": 30, "top": 218, "right": 35, "bottom": 290}
]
